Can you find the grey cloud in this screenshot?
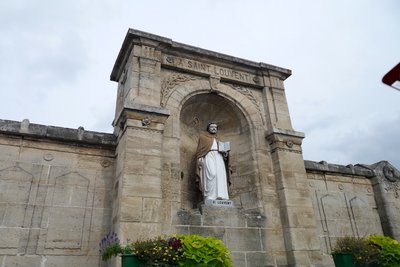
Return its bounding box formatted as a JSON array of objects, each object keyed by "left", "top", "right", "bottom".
[
  {"left": 0, "top": 1, "right": 88, "bottom": 88},
  {"left": 303, "top": 115, "right": 400, "bottom": 169},
  {"left": 332, "top": 115, "right": 400, "bottom": 168}
]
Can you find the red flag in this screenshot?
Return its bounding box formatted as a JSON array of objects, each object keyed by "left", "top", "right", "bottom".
[{"left": 382, "top": 63, "right": 400, "bottom": 91}]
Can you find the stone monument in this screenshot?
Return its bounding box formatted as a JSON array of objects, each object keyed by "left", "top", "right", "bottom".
[{"left": 109, "top": 28, "right": 319, "bottom": 267}]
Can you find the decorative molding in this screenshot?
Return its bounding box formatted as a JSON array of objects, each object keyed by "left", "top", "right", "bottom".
[
  {"left": 358, "top": 162, "right": 400, "bottom": 198},
  {"left": 226, "top": 83, "right": 265, "bottom": 125},
  {"left": 101, "top": 160, "right": 112, "bottom": 168},
  {"left": 209, "top": 76, "right": 220, "bottom": 92},
  {"left": 270, "top": 147, "right": 302, "bottom": 154},
  {"left": 142, "top": 46, "right": 155, "bottom": 58},
  {"left": 160, "top": 74, "right": 198, "bottom": 107},
  {"left": 140, "top": 45, "right": 161, "bottom": 60},
  {"left": 285, "top": 140, "right": 294, "bottom": 148},
  {"left": 43, "top": 153, "right": 54, "bottom": 161},
  {"left": 226, "top": 84, "right": 261, "bottom": 114},
  {"left": 127, "top": 125, "right": 164, "bottom": 133},
  {"left": 383, "top": 178, "right": 400, "bottom": 198},
  {"left": 383, "top": 165, "right": 400, "bottom": 183},
  {"left": 382, "top": 165, "right": 400, "bottom": 197},
  {"left": 141, "top": 117, "right": 151, "bottom": 126},
  {"left": 266, "top": 129, "right": 304, "bottom": 154}
]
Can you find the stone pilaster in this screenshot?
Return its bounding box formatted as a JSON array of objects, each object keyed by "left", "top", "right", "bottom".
[
  {"left": 110, "top": 33, "right": 170, "bottom": 246},
  {"left": 112, "top": 37, "right": 163, "bottom": 133},
  {"left": 111, "top": 106, "right": 169, "bottom": 249},
  {"left": 266, "top": 128, "right": 322, "bottom": 266},
  {"left": 262, "top": 71, "right": 293, "bottom": 131}
]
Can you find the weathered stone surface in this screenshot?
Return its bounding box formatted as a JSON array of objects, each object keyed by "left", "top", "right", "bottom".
[
  {"left": 231, "top": 252, "right": 246, "bottom": 267},
  {"left": 0, "top": 228, "right": 20, "bottom": 249},
  {"left": 120, "top": 196, "right": 142, "bottom": 222},
  {"left": 3, "top": 255, "right": 44, "bottom": 267},
  {"left": 45, "top": 256, "right": 102, "bottom": 267},
  {"left": 201, "top": 206, "right": 246, "bottom": 227},
  {"left": 172, "top": 209, "right": 201, "bottom": 226},
  {"left": 246, "top": 252, "right": 269, "bottom": 267},
  {"left": 189, "top": 226, "right": 226, "bottom": 241},
  {"left": 122, "top": 174, "right": 162, "bottom": 198},
  {"left": 246, "top": 212, "right": 266, "bottom": 228},
  {"left": 143, "top": 197, "right": 163, "bottom": 222},
  {"left": 226, "top": 228, "right": 263, "bottom": 251}
]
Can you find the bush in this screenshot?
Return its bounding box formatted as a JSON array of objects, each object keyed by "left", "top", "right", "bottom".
[
  {"left": 367, "top": 235, "right": 400, "bottom": 267},
  {"left": 133, "top": 236, "right": 183, "bottom": 266},
  {"left": 178, "top": 235, "right": 233, "bottom": 267},
  {"left": 99, "top": 233, "right": 233, "bottom": 267},
  {"left": 332, "top": 236, "right": 379, "bottom": 265},
  {"left": 332, "top": 236, "right": 363, "bottom": 254}
]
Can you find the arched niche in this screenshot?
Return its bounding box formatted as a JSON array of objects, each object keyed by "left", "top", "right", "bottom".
[{"left": 179, "top": 93, "right": 257, "bottom": 209}]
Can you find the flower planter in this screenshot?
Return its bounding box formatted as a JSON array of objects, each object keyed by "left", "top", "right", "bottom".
[
  {"left": 332, "top": 253, "right": 354, "bottom": 267},
  {"left": 121, "top": 254, "right": 141, "bottom": 267}
]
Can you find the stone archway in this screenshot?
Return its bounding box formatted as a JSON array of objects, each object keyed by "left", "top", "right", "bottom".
[{"left": 179, "top": 93, "right": 258, "bottom": 210}]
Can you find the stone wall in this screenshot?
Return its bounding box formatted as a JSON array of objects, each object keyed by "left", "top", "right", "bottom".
[
  {"left": 0, "top": 119, "right": 115, "bottom": 267},
  {"left": 1, "top": 115, "right": 399, "bottom": 267},
  {"left": 305, "top": 160, "right": 400, "bottom": 266}
]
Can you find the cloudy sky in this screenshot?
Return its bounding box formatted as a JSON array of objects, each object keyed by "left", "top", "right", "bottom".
[{"left": 1, "top": 0, "right": 399, "bottom": 168}]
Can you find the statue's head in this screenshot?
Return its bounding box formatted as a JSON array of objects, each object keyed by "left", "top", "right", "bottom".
[{"left": 207, "top": 122, "right": 218, "bottom": 135}]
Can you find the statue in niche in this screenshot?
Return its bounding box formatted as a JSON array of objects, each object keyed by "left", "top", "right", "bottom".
[{"left": 196, "top": 122, "right": 231, "bottom": 200}]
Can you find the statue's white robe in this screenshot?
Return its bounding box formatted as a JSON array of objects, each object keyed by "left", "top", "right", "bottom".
[{"left": 200, "top": 139, "right": 229, "bottom": 200}]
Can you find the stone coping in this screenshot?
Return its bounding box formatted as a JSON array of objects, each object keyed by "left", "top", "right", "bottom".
[
  {"left": 266, "top": 127, "right": 305, "bottom": 139},
  {"left": 111, "top": 28, "right": 292, "bottom": 82},
  {"left": 0, "top": 119, "right": 116, "bottom": 148},
  {"left": 304, "top": 160, "right": 375, "bottom": 178}
]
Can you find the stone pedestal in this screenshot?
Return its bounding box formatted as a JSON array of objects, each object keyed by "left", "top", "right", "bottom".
[{"left": 173, "top": 206, "right": 269, "bottom": 267}]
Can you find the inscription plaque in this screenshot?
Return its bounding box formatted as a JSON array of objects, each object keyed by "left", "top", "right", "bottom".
[
  {"left": 162, "top": 55, "right": 262, "bottom": 86},
  {"left": 205, "top": 199, "right": 234, "bottom": 207}
]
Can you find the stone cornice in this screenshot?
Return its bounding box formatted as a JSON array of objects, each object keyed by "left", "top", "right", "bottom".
[
  {"left": 266, "top": 127, "right": 305, "bottom": 139},
  {"left": 265, "top": 128, "right": 305, "bottom": 153},
  {"left": 113, "top": 103, "right": 170, "bottom": 127},
  {"left": 110, "top": 28, "right": 292, "bottom": 83},
  {"left": 113, "top": 104, "right": 170, "bottom": 139},
  {"left": 0, "top": 119, "right": 116, "bottom": 148},
  {"left": 304, "top": 160, "right": 375, "bottom": 178}
]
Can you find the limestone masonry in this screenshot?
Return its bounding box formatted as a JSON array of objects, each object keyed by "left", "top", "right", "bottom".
[{"left": 0, "top": 29, "right": 399, "bottom": 267}]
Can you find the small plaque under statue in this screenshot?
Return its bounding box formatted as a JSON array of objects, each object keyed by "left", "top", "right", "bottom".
[{"left": 205, "top": 199, "right": 234, "bottom": 207}]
